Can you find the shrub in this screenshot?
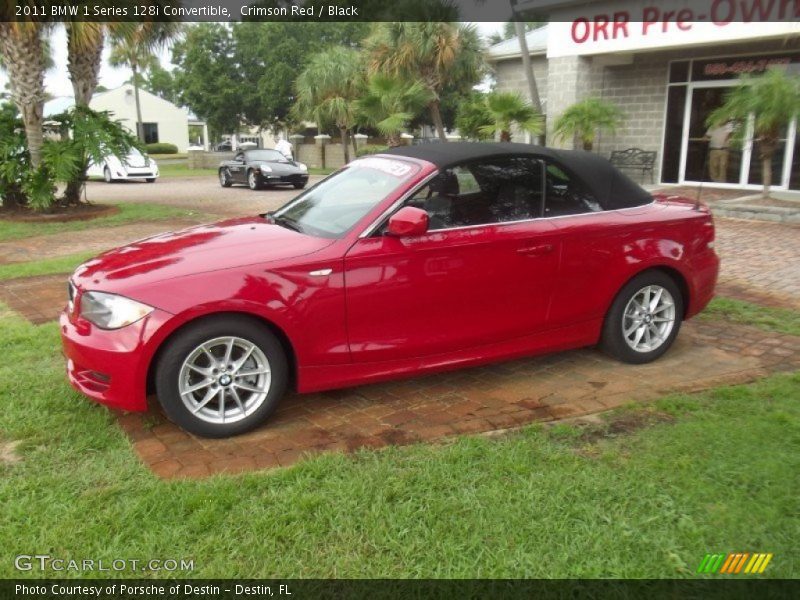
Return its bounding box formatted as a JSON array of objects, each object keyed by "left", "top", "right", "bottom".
[
  {"left": 356, "top": 144, "right": 389, "bottom": 157},
  {"left": 145, "top": 142, "right": 179, "bottom": 154}
]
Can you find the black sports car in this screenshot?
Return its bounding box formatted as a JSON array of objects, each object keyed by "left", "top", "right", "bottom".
[{"left": 218, "top": 149, "right": 310, "bottom": 190}]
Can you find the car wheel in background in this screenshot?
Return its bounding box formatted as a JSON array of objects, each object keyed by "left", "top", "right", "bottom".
[
  {"left": 293, "top": 183, "right": 306, "bottom": 190},
  {"left": 600, "top": 270, "right": 683, "bottom": 364},
  {"left": 219, "top": 168, "right": 232, "bottom": 188},
  {"left": 247, "top": 170, "right": 262, "bottom": 190},
  {"left": 155, "top": 315, "right": 288, "bottom": 438},
  {"left": 103, "top": 167, "right": 113, "bottom": 183},
  {"left": 146, "top": 178, "right": 155, "bottom": 183}
]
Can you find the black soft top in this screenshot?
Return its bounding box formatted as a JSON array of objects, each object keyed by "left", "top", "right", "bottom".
[{"left": 382, "top": 142, "right": 652, "bottom": 210}]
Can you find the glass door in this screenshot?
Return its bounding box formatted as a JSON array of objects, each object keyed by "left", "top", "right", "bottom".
[{"left": 683, "top": 87, "right": 743, "bottom": 184}]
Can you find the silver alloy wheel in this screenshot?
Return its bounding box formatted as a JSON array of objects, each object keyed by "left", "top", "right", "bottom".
[
  {"left": 219, "top": 168, "right": 228, "bottom": 185},
  {"left": 178, "top": 336, "right": 272, "bottom": 425},
  {"left": 248, "top": 170, "right": 257, "bottom": 189},
  {"left": 622, "top": 285, "right": 676, "bottom": 353}
]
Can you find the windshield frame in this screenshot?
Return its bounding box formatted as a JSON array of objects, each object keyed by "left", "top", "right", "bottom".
[
  {"left": 247, "top": 149, "right": 290, "bottom": 163},
  {"left": 271, "top": 156, "right": 421, "bottom": 239}
]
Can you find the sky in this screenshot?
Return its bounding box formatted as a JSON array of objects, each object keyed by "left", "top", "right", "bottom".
[{"left": 0, "top": 22, "right": 506, "bottom": 101}]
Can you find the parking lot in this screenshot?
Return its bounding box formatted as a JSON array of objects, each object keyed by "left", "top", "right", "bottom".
[{"left": 84, "top": 174, "right": 327, "bottom": 218}]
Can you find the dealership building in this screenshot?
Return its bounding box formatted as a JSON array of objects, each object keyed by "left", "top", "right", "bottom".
[{"left": 488, "top": 0, "right": 800, "bottom": 190}]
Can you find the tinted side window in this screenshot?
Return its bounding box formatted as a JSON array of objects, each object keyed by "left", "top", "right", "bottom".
[
  {"left": 406, "top": 157, "right": 544, "bottom": 230},
  {"left": 544, "top": 163, "right": 602, "bottom": 217}
]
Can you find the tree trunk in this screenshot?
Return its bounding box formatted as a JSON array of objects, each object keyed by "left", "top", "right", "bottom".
[
  {"left": 340, "top": 127, "right": 350, "bottom": 164},
  {"left": 387, "top": 133, "right": 401, "bottom": 147},
  {"left": 132, "top": 61, "right": 145, "bottom": 142},
  {"left": 65, "top": 27, "right": 105, "bottom": 205},
  {"left": 429, "top": 99, "right": 447, "bottom": 142},
  {"left": 500, "top": 130, "right": 511, "bottom": 142},
  {"left": 583, "top": 139, "right": 593, "bottom": 152},
  {"left": 0, "top": 23, "right": 47, "bottom": 168},
  {"left": 513, "top": 18, "right": 543, "bottom": 143},
  {"left": 762, "top": 156, "right": 772, "bottom": 199},
  {"left": 67, "top": 26, "right": 104, "bottom": 106}
]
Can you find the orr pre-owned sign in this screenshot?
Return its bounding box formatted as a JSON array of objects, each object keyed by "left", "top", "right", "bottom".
[{"left": 546, "top": 0, "right": 800, "bottom": 57}]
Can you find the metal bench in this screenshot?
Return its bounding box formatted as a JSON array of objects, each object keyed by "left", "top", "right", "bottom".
[{"left": 609, "top": 148, "right": 657, "bottom": 184}]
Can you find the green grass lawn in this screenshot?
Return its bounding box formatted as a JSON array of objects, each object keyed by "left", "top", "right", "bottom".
[
  {"left": 0, "top": 303, "right": 797, "bottom": 578},
  {"left": 157, "top": 163, "right": 334, "bottom": 178},
  {"left": 0, "top": 252, "right": 97, "bottom": 281},
  {"left": 701, "top": 297, "right": 800, "bottom": 337},
  {"left": 0, "top": 203, "right": 199, "bottom": 243}
]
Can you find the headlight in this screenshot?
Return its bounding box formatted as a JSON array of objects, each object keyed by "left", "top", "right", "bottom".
[
  {"left": 259, "top": 165, "right": 272, "bottom": 172},
  {"left": 297, "top": 162, "right": 308, "bottom": 171},
  {"left": 80, "top": 291, "right": 154, "bottom": 329}
]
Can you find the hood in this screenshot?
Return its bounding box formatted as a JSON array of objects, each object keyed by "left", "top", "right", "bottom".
[{"left": 71, "top": 216, "right": 334, "bottom": 294}]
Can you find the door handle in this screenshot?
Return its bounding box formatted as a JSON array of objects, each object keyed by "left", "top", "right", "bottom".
[{"left": 516, "top": 243, "right": 554, "bottom": 256}]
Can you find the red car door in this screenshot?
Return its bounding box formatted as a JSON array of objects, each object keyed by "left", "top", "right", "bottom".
[{"left": 343, "top": 158, "right": 561, "bottom": 364}]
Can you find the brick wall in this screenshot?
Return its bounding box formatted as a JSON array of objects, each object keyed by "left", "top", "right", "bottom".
[{"left": 492, "top": 37, "right": 800, "bottom": 183}]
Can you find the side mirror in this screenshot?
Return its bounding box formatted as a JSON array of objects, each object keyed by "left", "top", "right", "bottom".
[{"left": 387, "top": 206, "right": 429, "bottom": 237}]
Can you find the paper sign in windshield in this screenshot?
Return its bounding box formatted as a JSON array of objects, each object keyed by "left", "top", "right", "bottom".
[{"left": 354, "top": 157, "right": 414, "bottom": 178}]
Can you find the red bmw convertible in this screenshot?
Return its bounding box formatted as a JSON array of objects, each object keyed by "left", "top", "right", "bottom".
[{"left": 61, "top": 143, "right": 719, "bottom": 437}]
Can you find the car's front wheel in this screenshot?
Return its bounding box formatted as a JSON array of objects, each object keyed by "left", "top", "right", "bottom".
[
  {"left": 247, "top": 169, "right": 262, "bottom": 190},
  {"left": 600, "top": 271, "right": 683, "bottom": 364},
  {"left": 103, "top": 167, "right": 113, "bottom": 183},
  {"left": 155, "top": 316, "right": 288, "bottom": 438},
  {"left": 219, "top": 168, "right": 232, "bottom": 187},
  {"left": 293, "top": 182, "right": 306, "bottom": 190}
]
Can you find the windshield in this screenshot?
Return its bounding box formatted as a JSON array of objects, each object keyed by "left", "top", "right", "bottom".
[
  {"left": 272, "top": 157, "right": 420, "bottom": 238},
  {"left": 248, "top": 149, "right": 289, "bottom": 162}
]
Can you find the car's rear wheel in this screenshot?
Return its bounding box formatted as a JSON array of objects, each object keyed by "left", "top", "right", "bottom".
[
  {"left": 600, "top": 271, "right": 683, "bottom": 364},
  {"left": 103, "top": 167, "right": 113, "bottom": 183},
  {"left": 219, "top": 168, "right": 232, "bottom": 187},
  {"left": 155, "top": 316, "right": 288, "bottom": 438},
  {"left": 247, "top": 169, "right": 262, "bottom": 190}
]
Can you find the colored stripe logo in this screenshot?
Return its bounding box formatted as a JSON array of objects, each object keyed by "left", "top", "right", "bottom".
[{"left": 697, "top": 553, "right": 773, "bottom": 574}]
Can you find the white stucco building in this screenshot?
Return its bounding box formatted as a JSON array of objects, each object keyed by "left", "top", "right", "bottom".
[{"left": 45, "top": 84, "right": 205, "bottom": 153}]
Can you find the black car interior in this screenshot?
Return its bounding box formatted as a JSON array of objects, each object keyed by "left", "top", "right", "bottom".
[{"left": 406, "top": 157, "right": 602, "bottom": 230}]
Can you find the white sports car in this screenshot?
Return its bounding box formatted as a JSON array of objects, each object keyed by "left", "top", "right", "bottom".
[{"left": 88, "top": 148, "right": 159, "bottom": 183}]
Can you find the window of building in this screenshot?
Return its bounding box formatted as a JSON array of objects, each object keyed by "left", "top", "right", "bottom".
[{"left": 142, "top": 123, "right": 159, "bottom": 144}]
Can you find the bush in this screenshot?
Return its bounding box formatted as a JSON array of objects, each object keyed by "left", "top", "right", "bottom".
[
  {"left": 145, "top": 142, "right": 179, "bottom": 154},
  {"left": 356, "top": 144, "right": 389, "bottom": 157}
]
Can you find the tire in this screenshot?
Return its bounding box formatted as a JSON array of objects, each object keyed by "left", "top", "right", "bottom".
[
  {"left": 219, "top": 168, "right": 233, "bottom": 188},
  {"left": 293, "top": 182, "right": 306, "bottom": 190},
  {"left": 145, "top": 178, "right": 155, "bottom": 183},
  {"left": 103, "top": 167, "right": 113, "bottom": 183},
  {"left": 247, "top": 169, "right": 262, "bottom": 190},
  {"left": 155, "top": 315, "right": 289, "bottom": 438},
  {"left": 600, "top": 270, "right": 683, "bottom": 364}
]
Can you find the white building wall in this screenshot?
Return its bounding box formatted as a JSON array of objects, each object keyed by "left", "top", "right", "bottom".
[{"left": 90, "top": 84, "right": 191, "bottom": 152}]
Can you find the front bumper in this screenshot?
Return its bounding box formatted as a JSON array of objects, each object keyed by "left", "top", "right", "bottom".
[
  {"left": 258, "top": 171, "right": 308, "bottom": 186},
  {"left": 60, "top": 308, "right": 172, "bottom": 412},
  {"left": 115, "top": 167, "right": 158, "bottom": 180}
]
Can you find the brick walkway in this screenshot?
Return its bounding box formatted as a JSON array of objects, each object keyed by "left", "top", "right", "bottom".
[
  {"left": 0, "top": 219, "right": 202, "bottom": 265},
  {"left": 116, "top": 319, "right": 800, "bottom": 479},
  {"left": 0, "top": 274, "right": 67, "bottom": 324},
  {"left": 715, "top": 218, "right": 800, "bottom": 310}
]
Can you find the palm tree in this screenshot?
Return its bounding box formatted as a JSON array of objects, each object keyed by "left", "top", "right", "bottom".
[
  {"left": 478, "top": 92, "right": 543, "bottom": 142},
  {"left": 707, "top": 68, "right": 800, "bottom": 198},
  {"left": 109, "top": 22, "right": 180, "bottom": 142},
  {"left": 553, "top": 97, "right": 623, "bottom": 152},
  {"left": 0, "top": 19, "right": 49, "bottom": 167},
  {"left": 294, "top": 47, "right": 363, "bottom": 164},
  {"left": 365, "top": 22, "right": 484, "bottom": 142},
  {"left": 358, "top": 75, "right": 432, "bottom": 147}
]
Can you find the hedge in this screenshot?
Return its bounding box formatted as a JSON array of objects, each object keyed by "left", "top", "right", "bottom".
[
  {"left": 145, "top": 142, "right": 179, "bottom": 155},
  {"left": 355, "top": 144, "right": 389, "bottom": 157}
]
